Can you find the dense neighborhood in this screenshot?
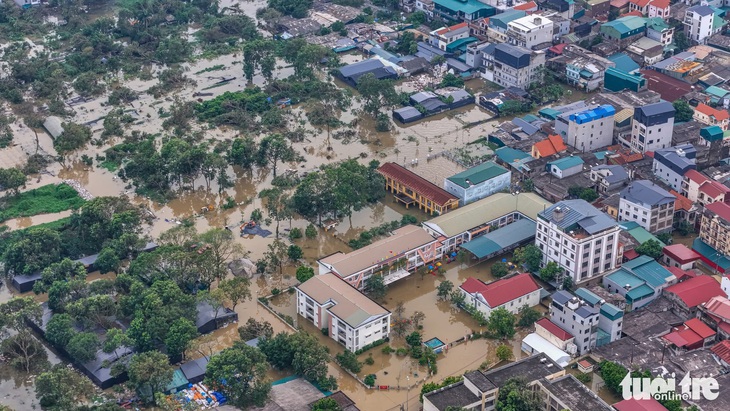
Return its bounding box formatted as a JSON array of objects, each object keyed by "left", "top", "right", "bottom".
[{"left": 2, "top": 0, "right": 730, "bottom": 410}]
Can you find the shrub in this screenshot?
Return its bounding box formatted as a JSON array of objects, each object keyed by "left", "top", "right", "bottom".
[
  {"left": 289, "top": 227, "right": 303, "bottom": 240},
  {"left": 272, "top": 288, "right": 281, "bottom": 295},
  {"left": 305, "top": 223, "right": 317, "bottom": 239},
  {"left": 364, "top": 356, "right": 375, "bottom": 365},
  {"left": 396, "top": 347, "right": 408, "bottom": 356},
  {"left": 381, "top": 346, "right": 394, "bottom": 354},
  {"left": 364, "top": 374, "right": 376, "bottom": 387}
]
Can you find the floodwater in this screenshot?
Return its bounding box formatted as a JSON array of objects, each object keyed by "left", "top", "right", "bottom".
[{"left": 1, "top": 210, "right": 73, "bottom": 231}]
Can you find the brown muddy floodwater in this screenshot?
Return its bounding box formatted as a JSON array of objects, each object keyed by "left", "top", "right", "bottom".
[{"left": 1, "top": 210, "right": 73, "bottom": 231}]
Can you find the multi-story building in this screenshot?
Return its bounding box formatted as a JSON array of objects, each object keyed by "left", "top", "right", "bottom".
[
  {"left": 626, "top": 101, "right": 675, "bottom": 153},
  {"left": 684, "top": 5, "right": 721, "bottom": 44},
  {"left": 646, "top": 17, "right": 674, "bottom": 46},
  {"left": 699, "top": 201, "right": 730, "bottom": 257},
  {"left": 681, "top": 169, "right": 730, "bottom": 206},
  {"left": 554, "top": 104, "right": 616, "bottom": 152},
  {"left": 628, "top": 0, "right": 670, "bottom": 18},
  {"left": 415, "top": 0, "right": 434, "bottom": 17},
  {"left": 317, "top": 225, "right": 443, "bottom": 290},
  {"left": 296, "top": 273, "right": 391, "bottom": 352},
  {"left": 444, "top": 161, "right": 511, "bottom": 205},
  {"left": 565, "top": 55, "right": 615, "bottom": 91},
  {"left": 531, "top": 134, "right": 568, "bottom": 158},
  {"left": 489, "top": 43, "right": 545, "bottom": 89},
  {"left": 549, "top": 290, "right": 600, "bottom": 355},
  {"left": 459, "top": 273, "right": 542, "bottom": 317},
  {"left": 619, "top": 180, "right": 675, "bottom": 233},
  {"left": 574, "top": 287, "right": 624, "bottom": 347},
  {"left": 590, "top": 165, "right": 630, "bottom": 194},
  {"left": 429, "top": 22, "right": 470, "bottom": 51},
  {"left": 536, "top": 200, "right": 621, "bottom": 283},
  {"left": 378, "top": 162, "right": 459, "bottom": 215},
  {"left": 652, "top": 144, "right": 697, "bottom": 191},
  {"left": 506, "top": 15, "right": 554, "bottom": 49},
  {"left": 601, "top": 16, "right": 648, "bottom": 47},
  {"left": 693, "top": 103, "right": 730, "bottom": 130},
  {"left": 603, "top": 255, "right": 677, "bottom": 310},
  {"left": 534, "top": 317, "right": 575, "bottom": 351}
]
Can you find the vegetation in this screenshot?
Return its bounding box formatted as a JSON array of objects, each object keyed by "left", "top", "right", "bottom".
[
  {"left": 128, "top": 351, "right": 174, "bottom": 403},
  {"left": 673, "top": 100, "right": 694, "bottom": 122},
  {"left": 513, "top": 245, "right": 542, "bottom": 272},
  {"left": 205, "top": 342, "right": 271, "bottom": 408},
  {"left": 487, "top": 307, "right": 516, "bottom": 340},
  {"left": 35, "top": 365, "right": 96, "bottom": 410},
  {"left": 365, "top": 274, "right": 388, "bottom": 301},
  {"left": 440, "top": 73, "right": 464, "bottom": 88},
  {"left": 311, "top": 397, "right": 343, "bottom": 411},
  {"left": 495, "top": 378, "right": 542, "bottom": 411},
  {"left": 0, "top": 297, "right": 47, "bottom": 372},
  {"left": 496, "top": 344, "right": 513, "bottom": 362},
  {"left": 0, "top": 167, "right": 26, "bottom": 195},
  {"left": 539, "top": 261, "right": 561, "bottom": 282},
  {"left": 599, "top": 361, "right": 629, "bottom": 395},
  {"left": 437, "top": 280, "right": 454, "bottom": 299},
  {"left": 491, "top": 262, "right": 509, "bottom": 278},
  {"left": 296, "top": 265, "right": 315, "bottom": 283},
  {"left": 517, "top": 305, "right": 541, "bottom": 328},
  {"left": 238, "top": 318, "right": 274, "bottom": 342},
  {"left": 335, "top": 350, "right": 362, "bottom": 373},
  {"left": 0, "top": 183, "right": 84, "bottom": 222},
  {"left": 676, "top": 220, "right": 694, "bottom": 236},
  {"left": 258, "top": 332, "right": 337, "bottom": 390},
  {"left": 569, "top": 186, "right": 599, "bottom": 202},
  {"left": 635, "top": 239, "right": 663, "bottom": 259},
  {"left": 420, "top": 376, "right": 463, "bottom": 401}
]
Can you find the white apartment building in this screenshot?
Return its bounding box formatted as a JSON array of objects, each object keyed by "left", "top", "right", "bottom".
[
  {"left": 459, "top": 273, "right": 542, "bottom": 317},
  {"left": 489, "top": 43, "right": 545, "bottom": 89},
  {"left": 536, "top": 200, "right": 621, "bottom": 283},
  {"left": 619, "top": 180, "right": 675, "bottom": 233},
  {"left": 684, "top": 5, "right": 720, "bottom": 44},
  {"left": 549, "top": 290, "right": 600, "bottom": 355},
  {"left": 651, "top": 144, "right": 697, "bottom": 191},
  {"left": 506, "top": 15, "right": 554, "bottom": 49},
  {"left": 429, "top": 22, "right": 470, "bottom": 51},
  {"left": 554, "top": 104, "right": 616, "bottom": 152},
  {"left": 627, "top": 101, "right": 675, "bottom": 153},
  {"left": 297, "top": 273, "right": 391, "bottom": 352}
]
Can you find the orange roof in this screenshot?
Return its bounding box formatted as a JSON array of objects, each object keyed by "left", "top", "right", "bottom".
[
  {"left": 670, "top": 190, "right": 693, "bottom": 212},
  {"left": 532, "top": 135, "right": 567, "bottom": 157},
  {"left": 696, "top": 103, "right": 730, "bottom": 121},
  {"left": 621, "top": 10, "right": 644, "bottom": 17},
  {"left": 513, "top": 1, "right": 538, "bottom": 10},
  {"left": 436, "top": 22, "right": 468, "bottom": 35},
  {"left": 649, "top": 0, "right": 669, "bottom": 9},
  {"left": 630, "top": 0, "right": 651, "bottom": 6}
]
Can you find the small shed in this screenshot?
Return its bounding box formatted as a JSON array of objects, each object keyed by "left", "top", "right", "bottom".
[
  {"left": 12, "top": 272, "right": 42, "bottom": 293},
  {"left": 196, "top": 301, "right": 238, "bottom": 334},
  {"left": 577, "top": 359, "right": 594, "bottom": 373},
  {"left": 393, "top": 106, "right": 423, "bottom": 124},
  {"left": 165, "top": 369, "right": 190, "bottom": 393},
  {"left": 43, "top": 116, "right": 64, "bottom": 140},
  {"left": 180, "top": 356, "right": 210, "bottom": 384}
]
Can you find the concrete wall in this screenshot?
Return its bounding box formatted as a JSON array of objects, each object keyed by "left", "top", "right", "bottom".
[{"left": 444, "top": 171, "right": 512, "bottom": 205}]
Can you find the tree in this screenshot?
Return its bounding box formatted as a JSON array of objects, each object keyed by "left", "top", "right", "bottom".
[
  {"left": 3, "top": 227, "right": 62, "bottom": 276},
  {"left": 496, "top": 344, "right": 513, "bottom": 362},
  {"left": 55, "top": 122, "right": 92, "bottom": 158},
  {"left": 357, "top": 73, "right": 399, "bottom": 117},
  {"left": 393, "top": 301, "right": 406, "bottom": 318},
  {"left": 335, "top": 350, "right": 362, "bottom": 373},
  {"left": 296, "top": 265, "right": 315, "bottom": 283},
  {"left": 307, "top": 100, "right": 342, "bottom": 148},
  {"left": 259, "top": 188, "right": 291, "bottom": 238},
  {"left": 495, "top": 378, "right": 542, "bottom": 411},
  {"left": 599, "top": 361, "right": 628, "bottom": 395},
  {"left": 103, "top": 328, "right": 133, "bottom": 358},
  {"left": 257, "top": 134, "right": 297, "bottom": 178},
  {"left": 391, "top": 318, "right": 411, "bottom": 338},
  {"left": 513, "top": 245, "right": 542, "bottom": 272},
  {"left": 487, "top": 307, "right": 516, "bottom": 340},
  {"left": 365, "top": 274, "right": 387, "bottom": 301},
  {"left": 45, "top": 313, "right": 75, "bottom": 348},
  {"left": 311, "top": 397, "right": 343, "bottom": 411},
  {"left": 128, "top": 351, "right": 174, "bottom": 403},
  {"left": 288, "top": 244, "right": 303, "bottom": 261},
  {"left": 228, "top": 137, "right": 258, "bottom": 169},
  {"left": 673, "top": 100, "right": 694, "bottom": 122},
  {"left": 0, "top": 167, "right": 26, "bottom": 195},
  {"left": 66, "top": 332, "right": 100, "bottom": 363},
  {"left": 305, "top": 223, "right": 317, "bottom": 239},
  {"left": 217, "top": 277, "right": 252, "bottom": 311},
  {"left": 238, "top": 318, "right": 274, "bottom": 341},
  {"left": 450, "top": 290, "right": 465, "bottom": 306},
  {"left": 562, "top": 276, "right": 573, "bottom": 291},
  {"left": 656, "top": 232, "right": 672, "bottom": 245},
  {"left": 199, "top": 228, "right": 247, "bottom": 285},
  {"left": 258, "top": 332, "right": 294, "bottom": 370},
  {"left": 491, "top": 262, "right": 509, "bottom": 278},
  {"left": 539, "top": 261, "right": 561, "bottom": 282},
  {"left": 411, "top": 311, "right": 426, "bottom": 329},
  {"left": 36, "top": 364, "right": 95, "bottom": 410},
  {"left": 264, "top": 239, "right": 288, "bottom": 274},
  {"left": 676, "top": 220, "right": 694, "bottom": 236},
  {"left": 635, "top": 239, "right": 663, "bottom": 259},
  {"left": 165, "top": 318, "right": 198, "bottom": 360},
  {"left": 674, "top": 32, "right": 690, "bottom": 52},
  {"left": 499, "top": 100, "right": 529, "bottom": 117},
  {"left": 405, "top": 331, "right": 423, "bottom": 348},
  {"left": 0, "top": 298, "right": 46, "bottom": 372},
  {"left": 517, "top": 305, "right": 541, "bottom": 328},
  {"left": 521, "top": 179, "right": 534, "bottom": 192},
  {"left": 437, "top": 280, "right": 454, "bottom": 300},
  {"left": 258, "top": 332, "right": 331, "bottom": 387},
  {"left": 95, "top": 247, "right": 120, "bottom": 274}
]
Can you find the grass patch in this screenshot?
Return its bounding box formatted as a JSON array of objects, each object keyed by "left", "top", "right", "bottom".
[
  {"left": 0, "top": 184, "right": 85, "bottom": 222},
  {"left": 99, "top": 160, "right": 119, "bottom": 172}
]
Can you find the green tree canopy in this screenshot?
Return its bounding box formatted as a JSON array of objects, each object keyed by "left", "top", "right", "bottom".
[
  {"left": 487, "top": 307, "right": 516, "bottom": 340},
  {"left": 513, "top": 245, "right": 542, "bottom": 272},
  {"left": 205, "top": 341, "right": 271, "bottom": 408},
  {"left": 164, "top": 318, "right": 198, "bottom": 360},
  {"left": 128, "top": 351, "right": 174, "bottom": 403},
  {"left": 0, "top": 167, "right": 26, "bottom": 195},
  {"left": 673, "top": 100, "right": 694, "bottom": 122},
  {"left": 517, "top": 305, "right": 542, "bottom": 328},
  {"left": 36, "top": 364, "right": 96, "bottom": 410},
  {"left": 495, "top": 378, "right": 542, "bottom": 411},
  {"left": 635, "top": 239, "right": 663, "bottom": 259},
  {"left": 296, "top": 265, "right": 315, "bottom": 283},
  {"left": 66, "top": 332, "right": 100, "bottom": 363}
]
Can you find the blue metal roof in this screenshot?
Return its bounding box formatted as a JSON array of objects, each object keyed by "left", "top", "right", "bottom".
[
  {"left": 608, "top": 53, "right": 640, "bottom": 73},
  {"left": 461, "top": 219, "right": 536, "bottom": 259},
  {"left": 693, "top": 237, "right": 730, "bottom": 270},
  {"left": 626, "top": 284, "right": 655, "bottom": 302},
  {"left": 622, "top": 255, "right": 673, "bottom": 288},
  {"left": 538, "top": 200, "right": 617, "bottom": 235},
  {"left": 600, "top": 303, "right": 623, "bottom": 320},
  {"left": 606, "top": 268, "right": 645, "bottom": 289}
]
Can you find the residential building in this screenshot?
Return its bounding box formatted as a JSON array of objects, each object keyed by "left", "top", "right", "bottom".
[
  {"left": 693, "top": 103, "right": 730, "bottom": 130},
  {"left": 627, "top": 101, "right": 675, "bottom": 153},
  {"left": 574, "top": 287, "right": 625, "bottom": 346},
  {"left": 531, "top": 134, "right": 568, "bottom": 158},
  {"left": 422, "top": 192, "right": 552, "bottom": 251},
  {"left": 564, "top": 53, "right": 615, "bottom": 91},
  {"left": 703, "top": 85, "right": 730, "bottom": 109},
  {"left": 699, "top": 296, "right": 730, "bottom": 339},
  {"left": 662, "top": 318, "right": 716, "bottom": 353},
  {"left": 317, "top": 225, "right": 443, "bottom": 290},
  {"left": 664, "top": 275, "right": 725, "bottom": 317},
  {"left": 590, "top": 164, "right": 630, "bottom": 194},
  {"left": 429, "top": 22, "right": 470, "bottom": 51},
  {"left": 614, "top": 398, "right": 668, "bottom": 411},
  {"left": 646, "top": 17, "right": 674, "bottom": 46},
  {"left": 337, "top": 59, "right": 398, "bottom": 87},
  {"left": 459, "top": 273, "right": 542, "bottom": 317},
  {"left": 481, "top": 9, "right": 526, "bottom": 42},
  {"left": 684, "top": 6, "right": 722, "bottom": 44},
  {"left": 546, "top": 156, "right": 584, "bottom": 178},
  {"left": 534, "top": 317, "right": 575, "bottom": 351},
  {"left": 662, "top": 243, "right": 701, "bottom": 270},
  {"left": 296, "top": 273, "right": 391, "bottom": 352},
  {"left": 415, "top": 0, "right": 434, "bottom": 17},
  {"left": 699, "top": 201, "right": 730, "bottom": 257},
  {"left": 506, "top": 15, "right": 554, "bottom": 49},
  {"left": 585, "top": 0, "right": 611, "bottom": 17},
  {"left": 549, "top": 290, "right": 600, "bottom": 355},
  {"left": 628, "top": 0, "right": 670, "bottom": 18},
  {"left": 652, "top": 144, "right": 697, "bottom": 191},
  {"left": 619, "top": 180, "right": 675, "bottom": 233},
  {"left": 536, "top": 200, "right": 621, "bottom": 283},
  {"left": 601, "top": 16, "right": 648, "bottom": 47},
  {"left": 432, "top": 0, "right": 496, "bottom": 22},
  {"left": 489, "top": 43, "right": 545, "bottom": 89},
  {"left": 681, "top": 169, "right": 730, "bottom": 206},
  {"left": 377, "top": 162, "right": 459, "bottom": 215},
  {"left": 521, "top": 333, "right": 571, "bottom": 367},
  {"left": 554, "top": 105, "right": 616, "bottom": 152},
  {"left": 443, "top": 161, "right": 511, "bottom": 206},
  {"left": 625, "top": 37, "right": 664, "bottom": 66},
  {"left": 603, "top": 255, "right": 677, "bottom": 310}
]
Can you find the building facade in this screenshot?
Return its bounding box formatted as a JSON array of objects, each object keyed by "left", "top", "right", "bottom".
[
  {"left": 699, "top": 201, "right": 730, "bottom": 257},
  {"left": 550, "top": 291, "right": 600, "bottom": 355},
  {"left": 627, "top": 101, "right": 675, "bottom": 153},
  {"left": 459, "top": 273, "right": 541, "bottom": 317},
  {"left": 684, "top": 6, "right": 720, "bottom": 44},
  {"left": 536, "top": 200, "right": 621, "bottom": 283},
  {"left": 490, "top": 43, "right": 545, "bottom": 89},
  {"left": 619, "top": 180, "right": 675, "bottom": 233},
  {"left": 693, "top": 103, "right": 730, "bottom": 130},
  {"left": 590, "top": 165, "right": 630, "bottom": 194},
  {"left": 506, "top": 15, "right": 554, "bottom": 49},
  {"left": 429, "top": 22, "right": 470, "bottom": 50},
  {"left": 444, "top": 161, "right": 511, "bottom": 205},
  {"left": 554, "top": 105, "right": 616, "bottom": 152},
  {"left": 651, "top": 144, "right": 697, "bottom": 191}
]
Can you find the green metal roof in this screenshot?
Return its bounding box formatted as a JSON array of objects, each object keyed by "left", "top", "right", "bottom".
[
  {"left": 547, "top": 156, "right": 584, "bottom": 171},
  {"left": 606, "top": 268, "right": 645, "bottom": 289},
  {"left": 461, "top": 218, "right": 536, "bottom": 259},
  {"left": 705, "top": 86, "right": 730, "bottom": 98},
  {"left": 446, "top": 37, "right": 478, "bottom": 53},
  {"left": 693, "top": 237, "right": 730, "bottom": 270},
  {"left": 539, "top": 107, "right": 562, "bottom": 120},
  {"left": 701, "top": 125, "right": 724, "bottom": 142},
  {"left": 495, "top": 146, "right": 531, "bottom": 163},
  {"left": 623, "top": 255, "right": 673, "bottom": 288},
  {"left": 625, "top": 226, "right": 665, "bottom": 247},
  {"left": 433, "top": 0, "right": 494, "bottom": 14},
  {"left": 600, "top": 303, "right": 624, "bottom": 320},
  {"left": 608, "top": 53, "right": 640, "bottom": 73},
  {"left": 574, "top": 288, "right": 602, "bottom": 306},
  {"left": 165, "top": 369, "right": 190, "bottom": 393},
  {"left": 646, "top": 17, "right": 669, "bottom": 32},
  {"left": 602, "top": 16, "right": 646, "bottom": 35},
  {"left": 713, "top": 15, "right": 724, "bottom": 30},
  {"left": 447, "top": 161, "right": 509, "bottom": 188},
  {"left": 626, "top": 284, "right": 654, "bottom": 302},
  {"left": 489, "top": 9, "right": 526, "bottom": 29}
]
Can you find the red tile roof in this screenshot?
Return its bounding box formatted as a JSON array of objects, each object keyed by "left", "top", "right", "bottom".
[
  {"left": 548, "top": 43, "right": 567, "bottom": 55},
  {"left": 436, "top": 22, "right": 468, "bottom": 35},
  {"left": 685, "top": 318, "right": 716, "bottom": 339},
  {"left": 663, "top": 327, "right": 703, "bottom": 347},
  {"left": 640, "top": 70, "right": 693, "bottom": 102},
  {"left": 670, "top": 190, "right": 693, "bottom": 212},
  {"left": 630, "top": 0, "right": 651, "bottom": 7},
  {"left": 665, "top": 275, "right": 724, "bottom": 308},
  {"left": 624, "top": 249, "right": 640, "bottom": 260},
  {"left": 622, "top": 10, "right": 644, "bottom": 17},
  {"left": 532, "top": 135, "right": 567, "bottom": 157},
  {"left": 535, "top": 318, "right": 573, "bottom": 341},
  {"left": 377, "top": 162, "right": 458, "bottom": 207},
  {"left": 684, "top": 169, "right": 708, "bottom": 185},
  {"left": 705, "top": 295, "right": 730, "bottom": 322},
  {"left": 649, "top": 0, "right": 669, "bottom": 9},
  {"left": 513, "top": 1, "right": 538, "bottom": 10},
  {"left": 460, "top": 273, "right": 540, "bottom": 308},
  {"left": 667, "top": 266, "right": 698, "bottom": 282},
  {"left": 706, "top": 201, "right": 730, "bottom": 223},
  {"left": 711, "top": 340, "right": 730, "bottom": 364},
  {"left": 696, "top": 103, "right": 730, "bottom": 121},
  {"left": 613, "top": 398, "right": 668, "bottom": 411},
  {"left": 699, "top": 180, "right": 730, "bottom": 199},
  {"left": 663, "top": 244, "right": 701, "bottom": 264}
]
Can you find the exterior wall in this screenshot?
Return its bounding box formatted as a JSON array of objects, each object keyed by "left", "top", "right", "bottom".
[
  {"left": 647, "top": 27, "right": 674, "bottom": 46},
  {"left": 548, "top": 163, "right": 583, "bottom": 179},
  {"left": 382, "top": 174, "right": 460, "bottom": 215},
  {"left": 444, "top": 171, "right": 511, "bottom": 205},
  {"left": 492, "top": 52, "right": 545, "bottom": 89},
  {"left": 662, "top": 254, "right": 696, "bottom": 270},
  {"left": 681, "top": 177, "right": 702, "bottom": 203},
  {"left": 629, "top": 111, "right": 674, "bottom": 153},
  {"left": 535, "top": 322, "right": 575, "bottom": 350},
  {"left": 536, "top": 219, "right": 621, "bottom": 283},
  {"left": 700, "top": 211, "right": 730, "bottom": 256},
  {"left": 430, "top": 27, "right": 470, "bottom": 50},
  {"left": 684, "top": 11, "right": 713, "bottom": 44},
  {"left": 648, "top": 4, "right": 670, "bottom": 18},
  {"left": 415, "top": 0, "right": 434, "bottom": 17},
  {"left": 461, "top": 288, "right": 541, "bottom": 317},
  {"left": 550, "top": 299, "right": 599, "bottom": 355},
  {"left": 694, "top": 110, "right": 730, "bottom": 130},
  {"left": 652, "top": 159, "right": 685, "bottom": 191},
  {"left": 722, "top": 276, "right": 730, "bottom": 298},
  {"left": 555, "top": 112, "right": 615, "bottom": 151},
  {"left": 618, "top": 197, "right": 674, "bottom": 233},
  {"left": 506, "top": 16, "right": 554, "bottom": 49},
  {"left": 598, "top": 315, "right": 623, "bottom": 342}
]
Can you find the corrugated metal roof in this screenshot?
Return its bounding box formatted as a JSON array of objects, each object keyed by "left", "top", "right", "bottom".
[
  {"left": 547, "top": 156, "right": 584, "bottom": 170},
  {"left": 620, "top": 180, "right": 674, "bottom": 207},
  {"left": 538, "top": 199, "right": 617, "bottom": 235},
  {"left": 447, "top": 161, "right": 509, "bottom": 188},
  {"left": 461, "top": 219, "right": 536, "bottom": 258}
]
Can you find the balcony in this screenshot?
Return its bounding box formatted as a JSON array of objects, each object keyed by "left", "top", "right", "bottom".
[{"left": 382, "top": 268, "right": 411, "bottom": 285}]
